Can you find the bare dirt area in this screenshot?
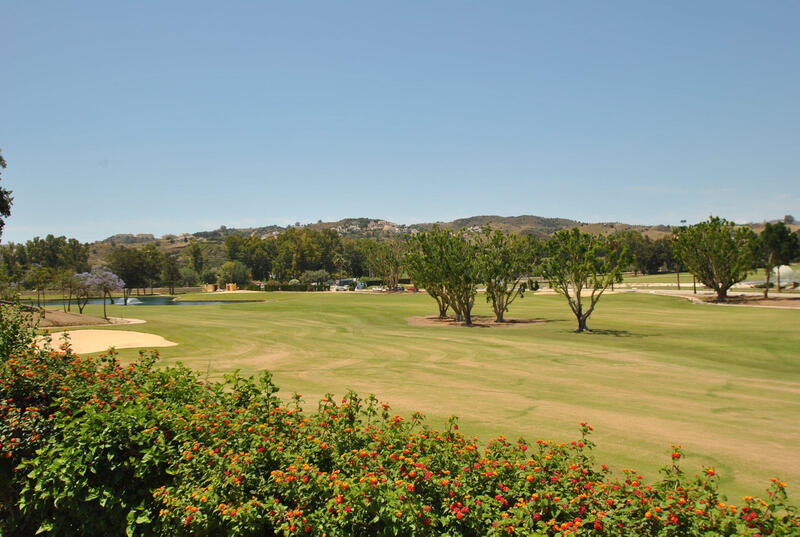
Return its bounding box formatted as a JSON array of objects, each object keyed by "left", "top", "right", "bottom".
[
  {"left": 33, "top": 310, "right": 146, "bottom": 328},
  {"left": 33, "top": 310, "right": 112, "bottom": 328},
  {"left": 406, "top": 315, "right": 547, "bottom": 328},
  {"left": 695, "top": 295, "right": 800, "bottom": 309}
]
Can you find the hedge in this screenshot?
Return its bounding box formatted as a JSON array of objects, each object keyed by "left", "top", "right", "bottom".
[{"left": 262, "top": 282, "right": 319, "bottom": 292}]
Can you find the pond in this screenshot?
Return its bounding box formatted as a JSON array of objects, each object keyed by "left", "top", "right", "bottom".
[{"left": 26, "top": 296, "right": 260, "bottom": 307}]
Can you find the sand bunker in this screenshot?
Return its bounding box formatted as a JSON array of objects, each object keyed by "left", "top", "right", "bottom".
[
  {"left": 39, "top": 330, "right": 178, "bottom": 354},
  {"left": 406, "top": 315, "right": 547, "bottom": 328}
]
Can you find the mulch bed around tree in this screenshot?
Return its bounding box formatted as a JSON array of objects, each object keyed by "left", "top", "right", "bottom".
[{"left": 406, "top": 315, "right": 547, "bottom": 328}]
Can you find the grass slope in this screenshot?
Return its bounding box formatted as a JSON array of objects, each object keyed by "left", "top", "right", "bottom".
[{"left": 59, "top": 291, "right": 800, "bottom": 501}]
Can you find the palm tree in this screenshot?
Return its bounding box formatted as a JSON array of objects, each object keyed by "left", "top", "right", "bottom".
[{"left": 332, "top": 253, "right": 346, "bottom": 281}]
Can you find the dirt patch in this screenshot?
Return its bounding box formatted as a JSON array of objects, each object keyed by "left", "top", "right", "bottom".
[
  {"left": 695, "top": 295, "right": 800, "bottom": 309},
  {"left": 33, "top": 310, "right": 111, "bottom": 328},
  {"left": 32, "top": 310, "right": 146, "bottom": 328},
  {"left": 406, "top": 315, "right": 547, "bottom": 328},
  {"left": 38, "top": 330, "right": 178, "bottom": 354}
]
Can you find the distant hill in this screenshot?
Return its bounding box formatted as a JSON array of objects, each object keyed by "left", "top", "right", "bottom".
[
  {"left": 97, "top": 215, "right": 672, "bottom": 243},
  {"left": 87, "top": 214, "right": 793, "bottom": 266},
  {"left": 409, "top": 215, "right": 672, "bottom": 239}
]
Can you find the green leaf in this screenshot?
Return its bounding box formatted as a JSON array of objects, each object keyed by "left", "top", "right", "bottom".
[{"left": 35, "top": 521, "right": 54, "bottom": 534}]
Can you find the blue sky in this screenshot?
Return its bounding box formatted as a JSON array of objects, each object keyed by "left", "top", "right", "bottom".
[{"left": 2, "top": 1, "right": 798, "bottom": 242}]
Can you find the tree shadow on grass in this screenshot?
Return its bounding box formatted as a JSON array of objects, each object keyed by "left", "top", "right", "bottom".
[{"left": 582, "top": 329, "right": 648, "bottom": 338}]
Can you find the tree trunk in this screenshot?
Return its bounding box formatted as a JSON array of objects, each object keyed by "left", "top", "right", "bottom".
[
  {"left": 572, "top": 294, "right": 585, "bottom": 332},
  {"left": 493, "top": 293, "right": 506, "bottom": 322},
  {"left": 777, "top": 269, "right": 782, "bottom": 293},
  {"left": 463, "top": 307, "right": 472, "bottom": 326},
  {"left": 764, "top": 268, "right": 771, "bottom": 299},
  {"left": 692, "top": 275, "right": 696, "bottom": 294},
  {"left": 716, "top": 287, "right": 728, "bottom": 302},
  {"left": 436, "top": 297, "right": 449, "bottom": 319}
]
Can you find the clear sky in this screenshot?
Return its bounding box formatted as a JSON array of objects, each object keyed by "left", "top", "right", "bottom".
[{"left": 2, "top": 1, "right": 798, "bottom": 243}]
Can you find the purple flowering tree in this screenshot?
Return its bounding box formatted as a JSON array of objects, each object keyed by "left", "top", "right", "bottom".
[
  {"left": 76, "top": 268, "right": 124, "bottom": 319},
  {"left": 72, "top": 272, "right": 93, "bottom": 314}
]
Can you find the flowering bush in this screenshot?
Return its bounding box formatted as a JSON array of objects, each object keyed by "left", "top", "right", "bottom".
[{"left": 0, "top": 308, "right": 797, "bottom": 536}]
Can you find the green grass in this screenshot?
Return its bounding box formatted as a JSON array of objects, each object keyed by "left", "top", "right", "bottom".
[
  {"left": 50, "top": 291, "right": 800, "bottom": 501},
  {"left": 620, "top": 263, "right": 800, "bottom": 285}
]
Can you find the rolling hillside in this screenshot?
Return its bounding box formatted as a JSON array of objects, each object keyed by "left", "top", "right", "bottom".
[{"left": 85, "top": 215, "right": 794, "bottom": 266}]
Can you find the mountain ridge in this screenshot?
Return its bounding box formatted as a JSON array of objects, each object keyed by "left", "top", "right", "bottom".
[{"left": 100, "top": 214, "right": 674, "bottom": 244}]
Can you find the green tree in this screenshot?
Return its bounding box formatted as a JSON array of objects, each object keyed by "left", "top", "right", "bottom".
[
  {"left": 199, "top": 268, "right": 217, "bottom": 285},
  {"left": 0, "top": 265, "right": 15, "bottom": 301},
  {"left": 55, "top": 270, "right": 77, "bottom": 312},
  {"left": 673, "top": 216, "right": 758, "bottom": 301},
  {"left": 180, "top": 266, "right": 201, "bottom": 287},
  {"left": 476, "top": 229, "right": 537, "bottom": 322},
  {"left": 186, "top": 240, "right": 206, "bottom": 273},
  {"left": 140, "top": 244, "right": 164, "bottom": 294},
  {"left": 332, "top": 253, "right": 346, "bottom": 280},
  {"left": 405, "top": 229, "right": 451, "bottom": 318},
  {"left": 24, "top": 265, "right": 52, "bottom": 315},
  {"left": 0, "top": 149, "right": 13, "bottom": 241},
  {"left": 224, "top": 235, "right": 246, "bottom": 262},
  {"left": 59, "top": 239, "right": 90, "bottom": 273},
  {"left": 108, "top": 247, "right": 145, "bottom": 304},
  {"left": 436, "top": 230, "right": 480, "bottom": 325},
  {"left": 161, "top": 254, "right": 181, "bottom": 295},
  {"left": 300, "top": 269, "right": 330, "bottom": 289},
  {"left": 759, "top": 222, "right": 800, "bottom": 297},
  {"left": 217, "top": 261, "right": 251, "bottom": 287},
  {"left": 540, "top": 228, "right": 631, "bottom": 332},
  {"left": 0, "top": 243, "right": 24, "bottom": 282},
  {"left": 247, "top": 239, "right": 274, "bottom": 281},
  {"left": 406, "top": 228, "right": 483, "bottom": 324},
  {"left": 611, "top": 230, "right": 646, "bottom": 275},
  {"left": 341, "top": 238, "right": 370, "bottom": 277},
  {"left": 366, "top": 239, "right": 403, "bottom": 291},
  {"left": 25, "top": 235, "right": 66, "bottom": 269}
]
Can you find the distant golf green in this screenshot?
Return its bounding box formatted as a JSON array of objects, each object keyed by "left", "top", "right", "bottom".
[{"left": 47, "top": 291, "right": 800, "bottom": 501}]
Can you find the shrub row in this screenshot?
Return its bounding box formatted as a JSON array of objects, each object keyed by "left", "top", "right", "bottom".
[
  {"left": 0, "top": 311, "right": 797, "bottom": 536},
  {"left": 262, "top": 281, "right": 321, "bottom": 292}
]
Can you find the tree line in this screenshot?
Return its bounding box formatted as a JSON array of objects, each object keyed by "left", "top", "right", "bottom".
[{"left": 1, "top": 216, "right": 798, "bottom": 328}]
